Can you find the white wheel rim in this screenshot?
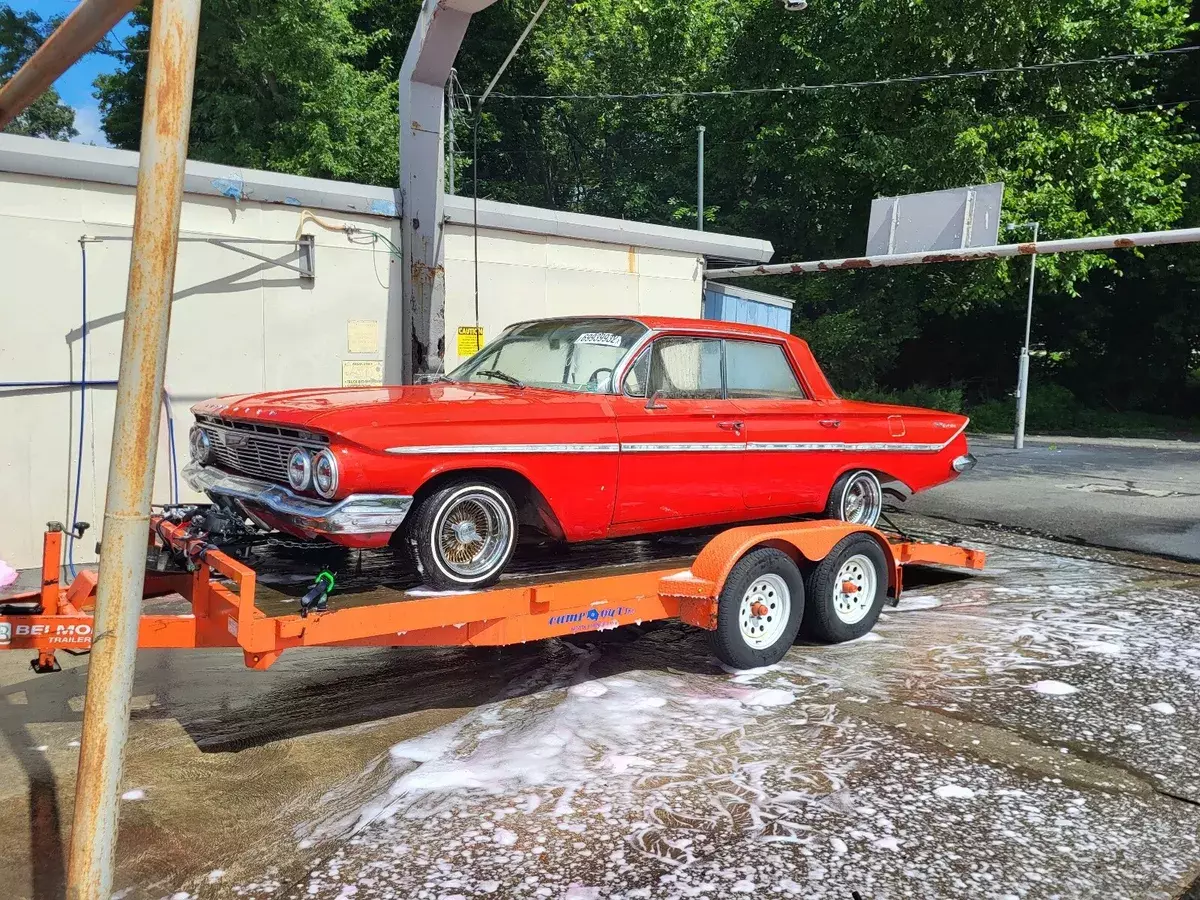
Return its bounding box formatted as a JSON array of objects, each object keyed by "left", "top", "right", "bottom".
[
  {"left": 738, "top": 573, "right": 791, "bottom": 649},
  {"left": 432, "top": 488, "right": 513, "bottom": 580},
  {"left": 832, "top": 554, "right": 878, "bottom": 625},
  {"left": 840, "top": 472, "right": 882, "bottom": 526}
]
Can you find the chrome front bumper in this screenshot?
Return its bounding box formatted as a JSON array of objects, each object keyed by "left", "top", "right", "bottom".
[{"left": 183, "top": 463, "right": 412, "bottom": 536}]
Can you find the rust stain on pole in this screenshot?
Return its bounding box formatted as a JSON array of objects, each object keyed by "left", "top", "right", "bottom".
[
  {"left": 0, "top": 0, "right": 139, "bottom": 130},
  {"left": 64, "top": 1, "right": 202, "bottom": 899}
]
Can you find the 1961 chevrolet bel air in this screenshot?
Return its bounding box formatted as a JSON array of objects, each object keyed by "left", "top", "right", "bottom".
[{"left": 185, "top": 316, "right": 974, "bottom": 589}]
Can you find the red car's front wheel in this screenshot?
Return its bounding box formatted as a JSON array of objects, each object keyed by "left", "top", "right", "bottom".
[{"left": 406, "top": 481, "right": 519, "bottom": 591}]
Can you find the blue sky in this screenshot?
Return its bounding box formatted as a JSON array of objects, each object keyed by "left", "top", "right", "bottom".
[{"left": 28, "top": 1, "right": 137, "bottom": 145}]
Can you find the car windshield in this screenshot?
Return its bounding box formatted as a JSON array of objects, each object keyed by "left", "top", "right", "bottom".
[{"left": 449, "top": 318, "right": 649, "bottom": 393}]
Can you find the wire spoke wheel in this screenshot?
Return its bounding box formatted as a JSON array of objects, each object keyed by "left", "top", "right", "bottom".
[
  {"left": 839, "top": 471, "right": 882, "bottom": 526},
  {"left": 433, "top": 490, "right": 512, "bottom": 579}
]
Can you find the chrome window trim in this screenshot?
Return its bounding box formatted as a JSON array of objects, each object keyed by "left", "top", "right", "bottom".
[{"left": 611, "top": 327, "right": 662, "bottom": 395}]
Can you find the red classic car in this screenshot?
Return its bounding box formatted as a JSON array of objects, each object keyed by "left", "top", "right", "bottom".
[{"left": 185, "top": 316, "right": 973, "bottom": 589}]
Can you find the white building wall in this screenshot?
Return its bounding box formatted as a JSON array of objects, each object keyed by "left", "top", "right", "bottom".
[{"left": 0, "top": 171, "right": 703, "bottom": 569}]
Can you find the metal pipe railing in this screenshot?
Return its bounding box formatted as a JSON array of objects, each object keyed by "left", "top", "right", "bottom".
[
  {"left": 704, "top": 226, "right": 1200, "bottom": 279},
  {"left": 0, "top": 0, "right": 139, "bottom": 130},
  {"left": 64, "top": 0, "right": 203, "bottom": 897}
]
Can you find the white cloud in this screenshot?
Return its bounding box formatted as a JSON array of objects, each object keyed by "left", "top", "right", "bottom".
[{"left": 70, "top": 103, "right": 110, "bottom": 147}]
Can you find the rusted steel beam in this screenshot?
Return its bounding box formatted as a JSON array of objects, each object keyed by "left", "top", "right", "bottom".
[
  {"left": 64, "top": 1, "right": 203, "bottom": 898},
  {"left": 0, "top": 0, "right": 139, "bottom": 130},
  {"left": 704, "top": 226, "right": 1200, "bottom": 279}
]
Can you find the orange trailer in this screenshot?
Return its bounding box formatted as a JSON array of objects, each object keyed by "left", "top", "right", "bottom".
[{"left": 0, "top": 518, "right": 984, "bottom": 673}]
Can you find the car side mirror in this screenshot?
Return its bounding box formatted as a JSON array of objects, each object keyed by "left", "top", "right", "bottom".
[{"left": 645, "top": 391, "right": 668, "bottom": 410}]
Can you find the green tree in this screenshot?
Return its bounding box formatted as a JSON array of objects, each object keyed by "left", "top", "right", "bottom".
[
  {"left": 92, "top": 0, "right": 1199, "bottom": 414},
  {"left": 0, "top": 5, "right": 77, "bottom": 140},
  {"left": 98, "top": 0, "right": 403, "bottom": 185}
]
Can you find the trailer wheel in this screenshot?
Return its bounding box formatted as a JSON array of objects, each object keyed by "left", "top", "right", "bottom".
[
  {"left": 802, "top": 534, "right": 887, "bottom": 643},
  {"left": 407, "top": 481, "right": 519, "bottom": 591},
  {"left": 710, "top": 548, "right": 804, "bottom": 669},
  {"left": 826, "top": 469, "right": 883, "bottom": 527}
]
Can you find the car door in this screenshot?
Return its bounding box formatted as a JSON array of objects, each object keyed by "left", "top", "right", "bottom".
[
  {"left": 611, "top": 335, "right": 746, "bottom": 524},
  {"left": 726, "top": 338, "right": 833, "bottom": 510}
]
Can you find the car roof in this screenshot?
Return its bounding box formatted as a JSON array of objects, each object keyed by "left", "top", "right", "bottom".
[
  {"left": 508, "top": 315, "right": 799, "bottom": 344},
  {"left": 630, "top": 315, "right": 795, "bottom": 341}
]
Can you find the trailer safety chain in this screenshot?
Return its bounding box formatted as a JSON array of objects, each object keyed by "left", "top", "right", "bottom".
[{"left": 299, "top": 571, "right": 337, "bottom": 618}]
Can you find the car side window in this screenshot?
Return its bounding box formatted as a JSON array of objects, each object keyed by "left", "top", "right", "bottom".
[
  {"left": 622, "top": 347, "right": 651, "bottom": 397},
  {"left": 647, "top": 337, "right": 724, "bottom": 400},
  {"left": 725, "top": 340, "right": 806, "bottom": 399}
]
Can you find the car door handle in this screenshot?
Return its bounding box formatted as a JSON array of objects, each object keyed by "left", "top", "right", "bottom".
[
  {"left": 717, "top": 420, "right": 744, "bottom": 432},
  {"left": 819, "top": 419, "right": 841, "bottom": 428}
]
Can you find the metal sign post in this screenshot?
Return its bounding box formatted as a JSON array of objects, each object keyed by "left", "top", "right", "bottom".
[
  {"left": 697, "top": 125, "right": 706, "bottom": 231},
  {"left": 1008, "top": 221, "right": 1039, "bottom": 449},
  {"left": 65, "top": 1, "right": 203, "bottom": 897}
]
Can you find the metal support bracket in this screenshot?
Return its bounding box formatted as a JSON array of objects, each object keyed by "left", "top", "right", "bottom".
[{"left": 82, "top": 234, "right": 316, "bottom": 279}]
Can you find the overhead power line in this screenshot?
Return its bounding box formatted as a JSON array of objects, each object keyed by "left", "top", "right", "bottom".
[{"left": 475, "top": 46, "right": 1199, "bottom": 101}]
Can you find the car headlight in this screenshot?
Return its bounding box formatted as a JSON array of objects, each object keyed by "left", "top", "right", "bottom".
[
  {"left": 287, "top": 448, "right": 312, "bottom": 491},
  {"left": 189, "top": 426, "right": 213, "bottom": 464},
  {"left": 313, "top": 449, "right": 339, "bottom": 499}
]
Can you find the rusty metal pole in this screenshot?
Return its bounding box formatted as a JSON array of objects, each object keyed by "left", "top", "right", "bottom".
[
  {"left": 65, "top": 1, "right": 202, "bottom": 897},
  {"left": 0, "top": 0, "right": 140, "bottom": 129}
]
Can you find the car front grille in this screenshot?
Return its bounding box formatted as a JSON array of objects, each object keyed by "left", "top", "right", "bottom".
[{"left": 196, "top": 415, "right": 328, "bottom": 486}]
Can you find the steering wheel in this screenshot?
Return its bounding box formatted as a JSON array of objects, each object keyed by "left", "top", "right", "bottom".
[{"left": 585, "top": 366, "right": 614, "bottom": 390}]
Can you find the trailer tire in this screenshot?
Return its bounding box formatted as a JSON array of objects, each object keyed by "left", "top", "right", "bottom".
[
  {"left": 406, "top": 480, "right": 519, "bottom": 591},
  {"left": 802, "top": 534, "right": 887, "bottom": 643},
  {"left": 710, "top": 548, "right": 804, "bottom": 670}
]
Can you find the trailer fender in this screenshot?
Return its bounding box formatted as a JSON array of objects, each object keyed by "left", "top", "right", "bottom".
[{"left": 661, "top": 521, "right": 899, "bottom": 631}]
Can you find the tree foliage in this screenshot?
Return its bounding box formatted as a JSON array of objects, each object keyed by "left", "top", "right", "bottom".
[
  {"left": 0, "top": 5, "right": 77, "bottom": 140},
  {"left": 91, "top": 0, "right": 1199, "bottom": 414}
]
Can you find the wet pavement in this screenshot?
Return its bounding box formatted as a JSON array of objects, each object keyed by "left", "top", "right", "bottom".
[
  {"left": 909, "top": 435, "right": 1200, "bottom": 561},
  {"left": 0, "top": 514, "right": 1198, "bottom": 899}
]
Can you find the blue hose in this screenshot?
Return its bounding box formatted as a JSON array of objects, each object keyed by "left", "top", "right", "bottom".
[
  {"left": 67, "top": 241, "right": 89, "bottom": 578},
  {"left": 2, "top": 240, "right": 180, "bottom": 577}
]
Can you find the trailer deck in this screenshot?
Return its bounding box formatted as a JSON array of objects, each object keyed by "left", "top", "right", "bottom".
[{"left": 0, "top": 517, "right": 985, "bottom": 673}]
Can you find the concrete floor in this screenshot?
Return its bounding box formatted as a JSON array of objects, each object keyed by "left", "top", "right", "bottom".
[
  {"left": 909, "top": 435, "right": 1200, "bottom": 561},
  {"left": 0, "top": 515, "right": 1197, "bottom": 899}
]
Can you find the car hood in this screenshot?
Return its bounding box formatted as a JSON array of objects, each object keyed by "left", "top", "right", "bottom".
[{"left": 193, "top": 383, "right": 607, "bottom": 432}]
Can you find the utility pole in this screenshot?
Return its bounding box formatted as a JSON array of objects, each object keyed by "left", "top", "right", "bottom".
[
  {"left": 447, "top": 68, "right": 456, "bottom": 195},
  {"left": 697, "top": 125, "right": 705, "bottom": 231},
  {"left": 65, "top": 1, "right": 203, "bottom": 898},
  {"left": 1008, "top": 221, "right": 1039, "bottom": 450}
]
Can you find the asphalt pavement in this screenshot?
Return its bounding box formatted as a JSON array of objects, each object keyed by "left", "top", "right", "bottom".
[
  {"left": 907, "top": 434, "right": 1200, "bottom": 561},
  {"left": 0, "top": 518, "right": 1198, "bottom": 899}
]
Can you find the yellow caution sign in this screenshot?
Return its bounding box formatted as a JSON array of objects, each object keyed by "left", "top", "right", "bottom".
[{"left": 457, "top": 326, "right": 484, "bottom": 357}]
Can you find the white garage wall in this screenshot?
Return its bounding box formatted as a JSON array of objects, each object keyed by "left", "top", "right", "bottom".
[
  {"left": 0, "top": 136, "right": 771, "bottom": 570},
  {"left": 442, "top": 226, "right": 704, "bottom": 370}
]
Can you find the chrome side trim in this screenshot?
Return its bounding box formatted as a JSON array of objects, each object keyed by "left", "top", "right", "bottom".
[
  {"left": 621, "top": 442, "right": 744, "bottom": 452},
  {"left": 746, "top": 441, "right": 948, "bottom": 452},
  {"left": 387, "top": 443, "right": 621, "bottom": 455},
  {"left": 183, "top": 463, "right": 411, "bottom": 536}
]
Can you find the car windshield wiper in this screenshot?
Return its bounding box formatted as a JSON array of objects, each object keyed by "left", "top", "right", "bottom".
[{"left": 476, "top": 370, "right": 525, "bottom": 388}]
